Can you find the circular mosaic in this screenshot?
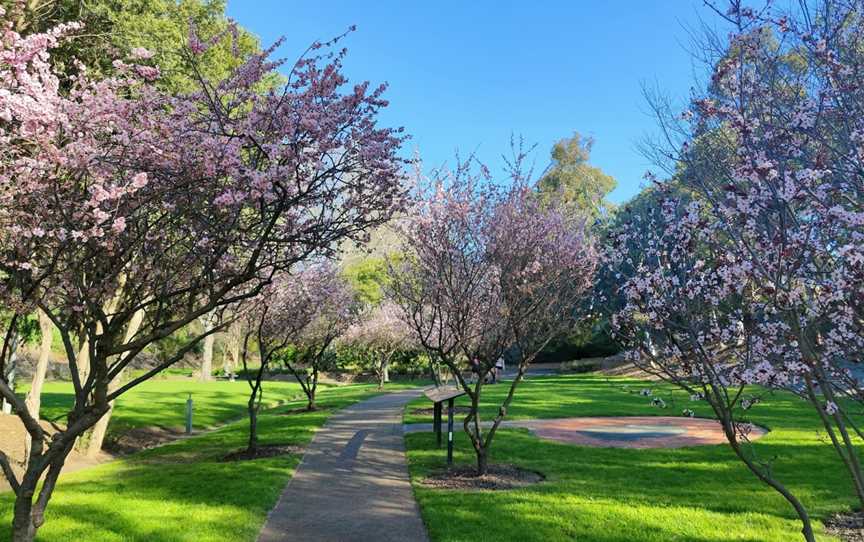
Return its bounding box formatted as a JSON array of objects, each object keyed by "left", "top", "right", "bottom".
[{"left": 523, "top": 416, "right": 767, "bottom": 449}]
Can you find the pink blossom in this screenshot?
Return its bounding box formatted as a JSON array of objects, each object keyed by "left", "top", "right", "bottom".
[
  {"left": 111, "top": 217, "right": 126, "bottom": 234},
  {"left": 131, "top": 172, "right": 148, "bottom": 189},
  {"left": 129, "top": 47, "right": 154, "bottom": 60}
]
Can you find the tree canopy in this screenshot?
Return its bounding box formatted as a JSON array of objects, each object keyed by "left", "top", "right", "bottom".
[
  {"left": 2, "top": 0, "right": 264, "bottom": 93},
  {"left": 535, "top": 132, "right": 617, "bottom": 220}
]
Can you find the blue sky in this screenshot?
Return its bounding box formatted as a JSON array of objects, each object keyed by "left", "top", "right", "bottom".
[{"left": 226, "top": 1, "right": 716, "bottom": 204}]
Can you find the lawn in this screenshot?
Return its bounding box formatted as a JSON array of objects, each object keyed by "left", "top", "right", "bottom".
[
  {"left": 18, "top": 377, "right": 306, "bottom": 438},
  {"left": 0, "top": 382, "right": 419, "bottom": 541},
  {"left": 404, "top": 374, "right": 860, "bottom": 542}
]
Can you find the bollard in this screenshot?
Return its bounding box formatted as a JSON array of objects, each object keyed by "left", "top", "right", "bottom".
[
  {"left": 185, "top": 393, "right": 193, "bottom": 434},
  {"left": 447, "top": 398, "right": 454, "bottom": 465}
]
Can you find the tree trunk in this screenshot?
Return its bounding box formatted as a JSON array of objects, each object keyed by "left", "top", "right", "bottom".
[
  {"left": 79, "top": 309, "right": 145, "bottom": 457},
  {"left": 200, "top": 333, "right": 214, "bottom": 381},
  {"left": 81, "top": 385, "right": 117, "bottom": 458},
  {"left": 476, "top": 447, "right": 489, "bottom": 476},
  {"left": 199, "top": 311, "right": 217, "bottom": 381},
  {"left": 703, "top": 381, "right": 815, "bottom": 542},
  {"left": 461, "top": 384, "right": 489, "bottom": 477},
  {"left": 227, "top": 329, "right": 241, "bottom": 376},
  {"left": 305, "top": 375, "right": 316, "bottom": 410},
  {"left": 23, "top": 311, "right": 54, "bottom": 463},
  {"left": 1, "top": 331, "right": 21, "bottom": 414},
  {"left": 75, "top": 339, "right": 90, "bottom": 390},
  {"left": 377, "top": 350, "right": 392, "bottom": 390},
  {"left": 12, "top": 493, "right": 36, "bottom": 542},
  {"left": 11, "top": 424, "right": 90, "bottom": 542},
  {"left": 725, "top": 422, "right": 815, "bottom": 542},
  {"left": 305, "top": 370, "right": 318, "bottom": 411},
  {"left": 808, "top": 373, "right": 864, "bottom": 507},
  {"left": 247, "top": 398, "right": 259, "bottom": 453},
  {"left": 24, "top": 310, "right": 53, "bottom": 418}
]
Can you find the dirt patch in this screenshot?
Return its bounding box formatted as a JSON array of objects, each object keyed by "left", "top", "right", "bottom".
[
  {"left": 420, "top": 464, "right": 544, "bottom": 491},
  {"left": 103, "top": 426, "right": 186, "bottom": 455},
  {"left": 277, "top": 406, "right": 329, "bottom": 416},
  {"left": 0, "top": 412, "right": 113, "bottom": 493},
  {"left": 825, "top": 511, "right": 864, "bottom": 542},
  {"left": 410, "top": 406, "right": 472, "bottom": 417},
  {"left": 599, "top": 362, "right": 661, "bottom": 380},
  {"left": 221, "top": 443, "right": 303, "bottom": 462}
]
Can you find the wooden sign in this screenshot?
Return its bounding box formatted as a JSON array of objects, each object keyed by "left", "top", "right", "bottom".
[{"left": 423, "top": 386, "right": 466, "bottom": 404}]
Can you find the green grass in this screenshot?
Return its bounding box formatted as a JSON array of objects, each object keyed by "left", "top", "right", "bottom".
[
  {"left": 19, "top": 378, "right": 307, "bottom": 438},
  {"left": 0, "top": 382, "right": 419, "bottom": 541},
  {"left": 405, "top": 374, "right": 860, "bottom": 541}
]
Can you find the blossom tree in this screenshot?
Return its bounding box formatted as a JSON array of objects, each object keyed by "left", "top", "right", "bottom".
[
  {"left": 279, "top": 263, "right": 359, "bottom": 411},
  {"left": 234, "top": 269, "right": 332, "bottom": 454},
  {"left": 340, "top": 301, "right": 414, "bottom": 389},
  {"left": 0, "top": 16, "right": 404, "bottom": 541},
  {"left": 388, "top": 154, "right": 597, "bottom": 475},
  {"left": 609, "top": 190, "right": 818, "bottom": 541},
  {"left": 612, "top": 2, "right": 864, "bottom": 539}
]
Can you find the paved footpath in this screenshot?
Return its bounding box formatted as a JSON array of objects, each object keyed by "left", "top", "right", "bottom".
[{"left": 258, "top": 389, "right": 429, "bottom": 542}]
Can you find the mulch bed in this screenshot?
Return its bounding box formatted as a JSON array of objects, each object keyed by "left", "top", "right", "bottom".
[
  {"left": 277, "top": 407, "right": 325, "bottom": 416},
  {"left": 104, "top": 426, "right": 186, "bottom": 455},
  {"left": 221, "top": 444, "right": 303, "bottom": 462},
  {"left": 420, "top": 464, "right": 544, "bottom": 491},
  {"left": 410, "top": 406, "right": 473, "bottom": 416},
  {"left": 825, "top": 511, "right": 864, "bottom": 542}
]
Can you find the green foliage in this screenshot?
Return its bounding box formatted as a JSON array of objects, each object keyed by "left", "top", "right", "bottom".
[
  {"left": 331, "top": 345, "right": 428, "bottom": 379},
  {"left": 342, "top": 256, "right": 390, "bottom": 306},
  {"left": 538, "top": 316, "right": 620, "bottom": 362},
  {"left": 4, "top": 0, "right": 267, "bottom": 93},
  {"left": 149, "top": 326, "right": 203, "bottom": 365},
  {"left": 535, "top": 132, "right": 617, "bottom": 220},
  {"left": 388, "top": 349, "right": 430, "bottom": 377},
  {"left": 275, "top": 345, "right": 339, "bottom": 375}
]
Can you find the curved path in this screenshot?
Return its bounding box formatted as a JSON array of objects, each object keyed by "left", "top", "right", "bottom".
[{"left": 258, "top": 389, "right": 429, "bottom": 542}]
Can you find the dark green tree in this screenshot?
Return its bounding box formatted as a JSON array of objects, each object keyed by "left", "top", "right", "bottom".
[
  {"left": 535, "top": 132, "right": 617, "bottom": 220},
  {"left": 2, "top": 0, "right": 264, "bottom": 93}
]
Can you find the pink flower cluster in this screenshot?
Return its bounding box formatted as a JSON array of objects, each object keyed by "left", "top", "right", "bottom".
[
  {"left": 0, "top": 18, "right": 405, "bottom": 324},
  {"left": 611, "top": 1, "right": 864, "bottom": 409},
  {"left": 390, "top": 153, "right": 598, "bottom": 373}
]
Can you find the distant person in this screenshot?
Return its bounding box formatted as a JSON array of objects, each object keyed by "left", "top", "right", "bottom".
[{"left": 494, "top": 357, "right": 505, "bottom": 383}]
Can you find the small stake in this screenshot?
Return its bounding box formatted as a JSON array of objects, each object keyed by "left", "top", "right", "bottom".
[
  {"left": 447, "top": 398, "right": 454, "bottom": 465},
  {"left": 185, "top": 393, "right": 193, "bottom": 434}
]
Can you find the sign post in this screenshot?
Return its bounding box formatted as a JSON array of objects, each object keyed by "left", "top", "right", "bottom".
[
  {"left": 423, "top": 387, "right": 466, "bottom": 465},
  {"left": 433, "top": 402, "right": 442, "bottom": 447}
]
